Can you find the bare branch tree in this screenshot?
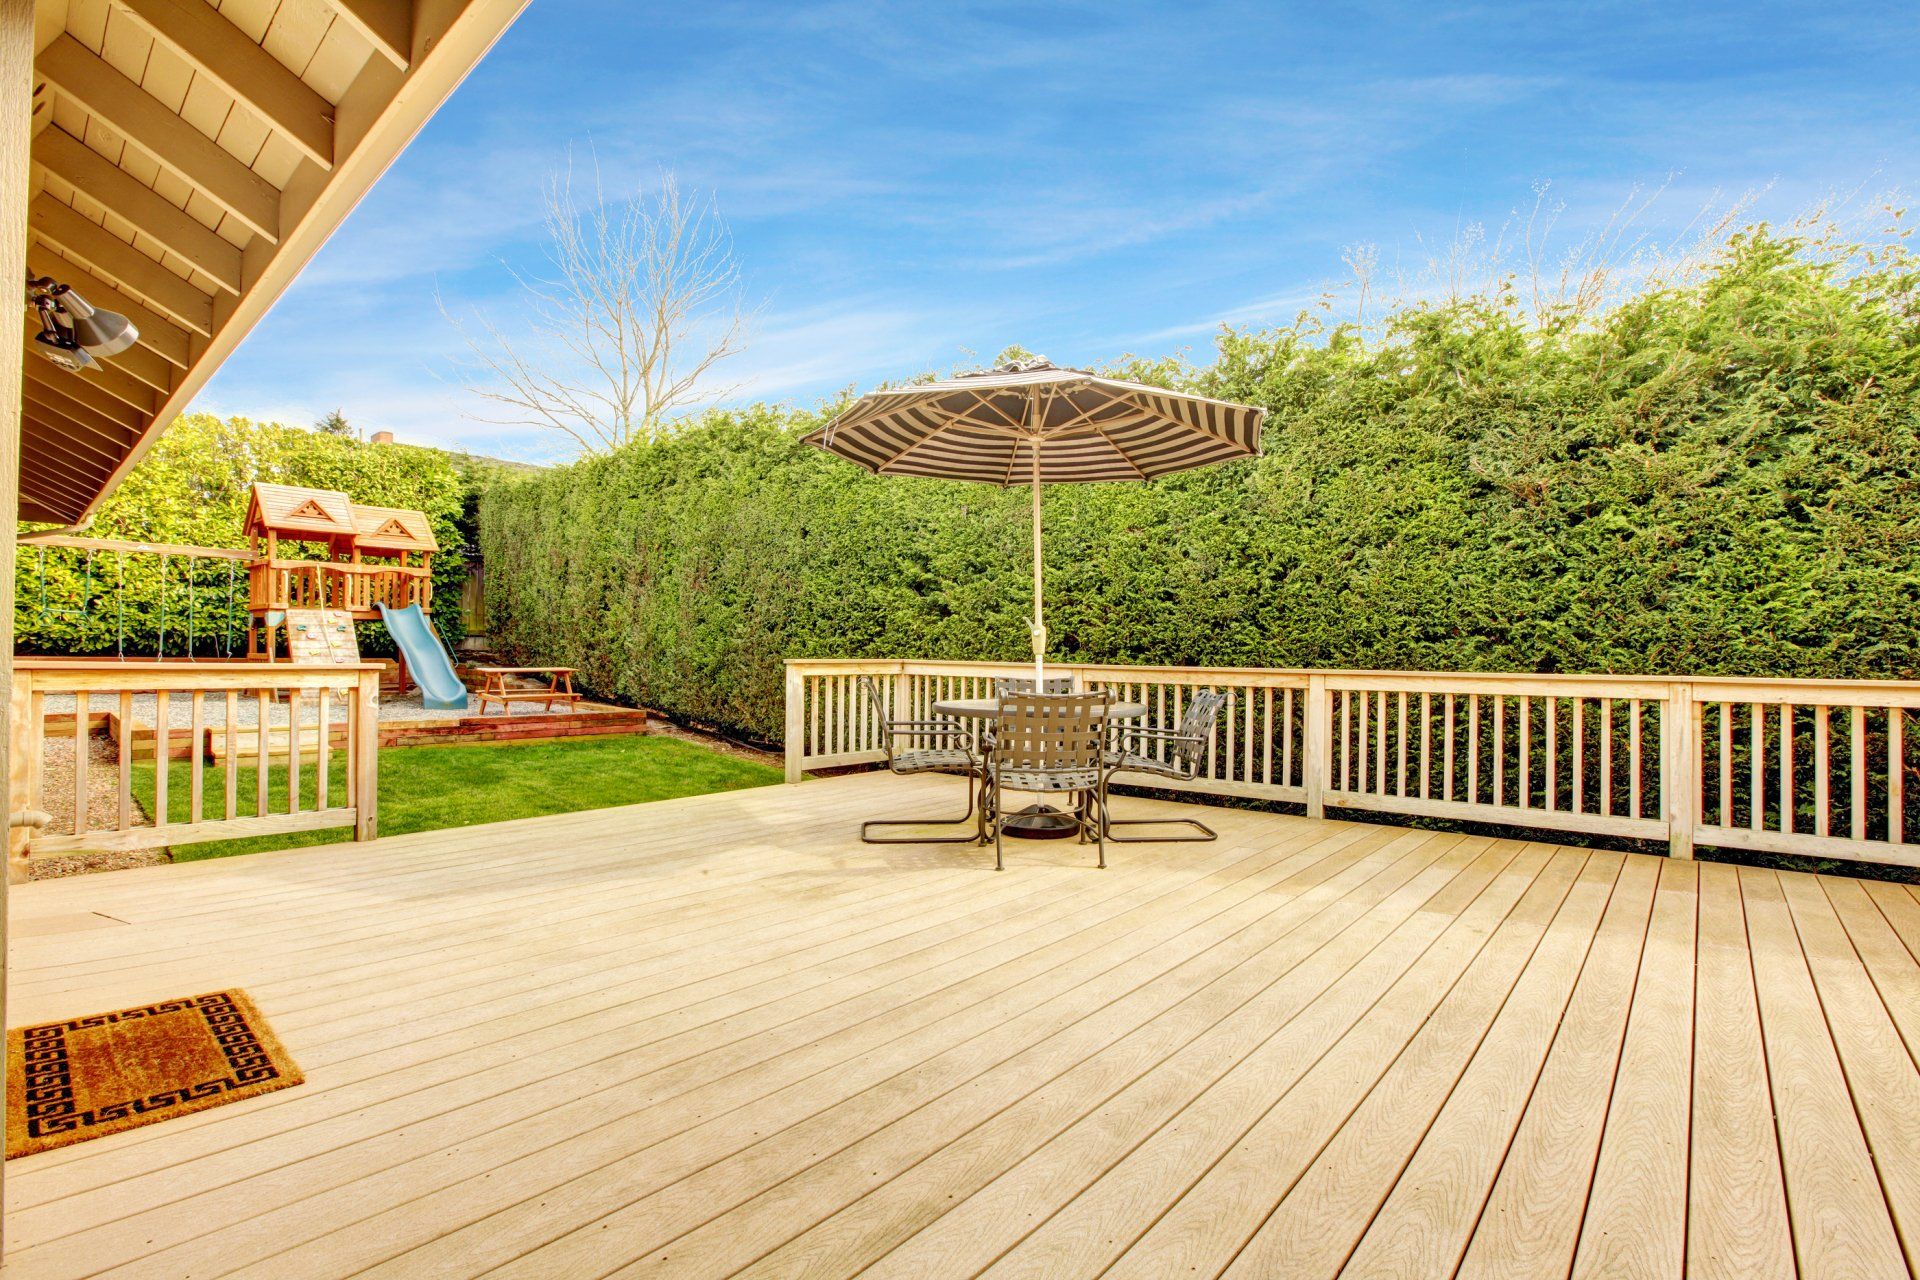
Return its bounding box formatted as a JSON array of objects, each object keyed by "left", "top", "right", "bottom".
[{"left": 448, "top": 161, "right": 749, "bottom": 453}]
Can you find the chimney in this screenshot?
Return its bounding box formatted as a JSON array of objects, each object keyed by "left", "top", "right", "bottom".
[{"left": 370, "top": 430, "right": 394, "bottom": 445}]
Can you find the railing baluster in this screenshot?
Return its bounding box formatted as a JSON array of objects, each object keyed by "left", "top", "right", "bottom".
[
  {"left": 1891, "top": 709, "right": 1905, "bottom": 845},
  {"left": 289, "top": 688, "right": 303, "bottom": 816},
  {"left": 225, "top": 691, "right": 239, "bottom": 820},
  {"left": 1600, "top": 698, "right": 1613, "bottom": 817},
  {"left": 1468, "top": 693, "right": 1480, "bottom": 804},
  {"left": 1262, "top": 687, "right": 1273, "bottom": 785},
  {"left": 1224, "top": 687, "right": 1236, "bottom": 782},
  {"left": 1340, "top": 690, "right": 1351, "bottom": 793},
  {"left": 190, "top": 691, "right": 204, "bottom": 826},
  {"left": 1629, "top": 698, "right": 1643, "bottom": 820},
  {"left": 1243, "top": 686, "right": 1255, "bottom": 784},
  {"left": 1282, "top": 687, "right": 1295, "bottom": 787},
  {"left": 1518, "top": 695, "right": 1531, "bottom": 810},
  {"left": 1443, "top": 693, "right": 1455, "bottom": 802},
  {"left": 1545, "top": 696, "right": 1558, "bottom": 812},
  {"left": 1750, "top": 702, "right": 1763, "bottom": 833},
  {"left": 1571, "top": 697, "right": 1584, "bottom": 814},
  {"left": 1720, "top": 702, "right": 1734, "bottom": 828},
  {"left": 1494, "top": 695, "right": 1506, "bottom": 807},
  {"left": 1419, "top": 692, "right": 1431, "bottom": 800},
  {"left": 117, "top": 690, "right": 132, "bottom": 830},
  {"left": 154, "top": 692, "right": 169, "bottom": 829},
  {"left": 1850, "top": 705, "right": 1866, "bottom": 841},
  {"left": 72, "top": 690, "right": 88, "bottom": 835},
  {"left": 1396, "top": 691, "right": 1408, "bottom": 798},
  {"left": 1815, "top": 704, "right": 1831, "bottom": 837},
  {"left": 257, "top": 689, "right": 271, "bottom": 817},
  {"left": 1781, "top": 702, "right": 1794, "bottom": 835},
  {"left": 1375, "top": 691, "right": 1388, "bottom": 796}
]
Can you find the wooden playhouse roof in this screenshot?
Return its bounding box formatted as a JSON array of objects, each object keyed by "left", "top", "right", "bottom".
[
  {"left": 245, "top": 483, "right": 358, "bottom": 543},
  {"left": 350, "top": 504, "right": 438, "bottom": 555}
]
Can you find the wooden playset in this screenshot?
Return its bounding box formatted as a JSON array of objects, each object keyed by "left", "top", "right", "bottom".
[{"left": 243, "top": 482, "right": 437, "bottom": 658}]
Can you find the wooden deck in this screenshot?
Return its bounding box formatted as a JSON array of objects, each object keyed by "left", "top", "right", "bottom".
[{"left": 7, "top": 771, "right": 1920, "bottom": 1279}]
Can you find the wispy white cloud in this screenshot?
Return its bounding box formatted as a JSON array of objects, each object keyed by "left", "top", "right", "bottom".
[{"left": 195, "top": 0, "right": 1920, "bottom": 460}]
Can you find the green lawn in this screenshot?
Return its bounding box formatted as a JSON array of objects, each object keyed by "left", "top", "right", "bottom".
[{"left": 137, "top": 734, "right": 782, "bottom": 861}]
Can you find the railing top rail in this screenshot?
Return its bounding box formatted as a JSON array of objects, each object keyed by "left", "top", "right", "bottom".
[
  {"left": 18, "top": 658, "right": 384, "bottom": 672},
  {"left": 784, "top": 657, "right": 1920, "bottom": 696},
  {"left": 257, "top": 558, "right": 429, "bottom": 574},
  {"left": 19, "top": 659, "right": 383, "bottom": 691}
]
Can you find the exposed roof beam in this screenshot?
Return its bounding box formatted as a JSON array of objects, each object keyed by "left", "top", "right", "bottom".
[
  {"left": 22, "top": 493, "right": 82, "bottom": 524},
  {"left": 64, "top": 0, "right": 532, "bottom": 523},
  {"left": 20, "top": 389, "right": 141, "bottom": 460},
  {"left": 31, "top": 193, "right": 215, "bottom": 335},
  {"left": 92, "top": 331, "right": 176, "bottom": 397},
  {"left": 109, "top": 0, "right": 335, "bottom": 171},
  {"left": 34, "top": 125, "right": 243, "bottom": 295},
  {"left": 23, "top": 359, "right": 148, "bottom": 429},
  {"left": 36, "top": 34, "right": 281, "bottom": 243},
  {"left": 22, "top": 419, "right": 123, "bottom": 476},
  {"left": 21, "top": 425, "right": 120, "bottom": 491},
  {"left": 322, "top": 0, "right": 412, "bottom": 70},
  {"left": 21, "top": 336, "right": 157, "bottom": 415},
  {"left": 26, "top": 243, "right": 193, "bottom": 369},
  {"left": 20, "top": 462, "right": 102, "bottom": 514}
]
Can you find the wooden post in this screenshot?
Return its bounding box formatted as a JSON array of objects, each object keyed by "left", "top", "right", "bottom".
[
  {"left": 783, "top": 663, "right": 805, "bottom": 784},
  {"left": 1304, "top": 673, "right": 1328, "bottom": 819},
  {"left": 8, "top": 673, "right": 32, "bottom": 883},
  {"left": 0, "top": 0, "right": 36, "bottom": 1249},
  {"left": 353, "top": 670, "right": 379, "bottom": 839},
  {"left": 1666, "top": 681, "right": 1696, "bottom": 859}
]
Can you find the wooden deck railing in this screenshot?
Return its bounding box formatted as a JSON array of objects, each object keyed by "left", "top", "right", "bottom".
[
  {"left": 8, "top": 659, "right": 382, "bottom": 880},
  {"left": 783, "top": 659, "right": 1920, "bottom": 869},
  {"left": 249, "top": 559, "right": 432, "bottom": 615}
]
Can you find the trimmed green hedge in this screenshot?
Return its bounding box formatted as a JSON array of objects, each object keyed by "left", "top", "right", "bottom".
[
  {"left": 16, "top": 414, "right": 471, "bottom": 658},
  {"left": 480, "top": 228, "right": 1920, "bottom": 744}
]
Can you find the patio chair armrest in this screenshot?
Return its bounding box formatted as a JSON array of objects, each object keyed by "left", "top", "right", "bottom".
[
  {"left": 883, "top": 717, "right": 975, "bottom": 736},
  {"left": 1114, "top": 726, "right": 1205, "bottom": 750}
]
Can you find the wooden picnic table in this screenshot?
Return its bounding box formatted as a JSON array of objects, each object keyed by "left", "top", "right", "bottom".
[{"left": 473, "top": 666, "right": 580, "bottom": 715}]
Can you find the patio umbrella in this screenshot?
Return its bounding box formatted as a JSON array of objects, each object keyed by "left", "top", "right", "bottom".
[{"left": 807, "top": 358, "right": 1266, "bottom": 682}]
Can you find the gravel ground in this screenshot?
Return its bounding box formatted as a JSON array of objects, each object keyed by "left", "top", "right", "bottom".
[{"left": 28, "top": 736, "right": 170, "bottom": 879}]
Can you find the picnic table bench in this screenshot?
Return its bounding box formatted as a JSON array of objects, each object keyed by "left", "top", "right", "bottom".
[{"left": 473, "top": 666, "right": 580, "bottom": 715}]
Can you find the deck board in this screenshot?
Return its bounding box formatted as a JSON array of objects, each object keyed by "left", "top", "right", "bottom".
[{"left": 6, "top": 770, "right": 1916, "bottom": 1279}]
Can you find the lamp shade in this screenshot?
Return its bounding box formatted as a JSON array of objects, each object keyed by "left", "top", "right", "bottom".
[{"left": 62, "top": 290, "right": 138, "bottom": 356}]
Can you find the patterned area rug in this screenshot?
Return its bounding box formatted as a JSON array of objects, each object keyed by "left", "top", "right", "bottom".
[{"left": 6, "top": 989, "right": 302, "bottom": 1158}]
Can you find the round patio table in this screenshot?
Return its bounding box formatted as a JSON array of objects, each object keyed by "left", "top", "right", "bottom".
[{"left": 933, "top": 696, "right": 1148, "bottom": 840}]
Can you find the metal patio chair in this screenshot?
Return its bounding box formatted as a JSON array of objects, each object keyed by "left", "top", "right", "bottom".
[
  {"left": 856, "top": 675, "right": 986, "bottom": 844},
  {"left": 987, "top": 689, "right": 1112, "bottom": 870},
  {"left": 1101, "top": 688, "right": 1229, "bottom": 842}
]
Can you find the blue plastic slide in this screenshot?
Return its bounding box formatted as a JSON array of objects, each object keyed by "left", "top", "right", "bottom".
[{"left": 376, "top": 603, "right": 469, "bottom": 711}]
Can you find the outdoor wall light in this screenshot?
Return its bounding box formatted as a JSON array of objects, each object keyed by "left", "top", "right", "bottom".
[{"left": 27, "top": 274, "right": 138, "bottom": 371}]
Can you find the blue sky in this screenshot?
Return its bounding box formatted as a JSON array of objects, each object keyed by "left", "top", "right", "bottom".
[{"left": 197, "top": 0, "right": 1920, "bottom": 460}]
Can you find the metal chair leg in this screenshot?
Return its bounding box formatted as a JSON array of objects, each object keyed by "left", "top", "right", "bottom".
[
  {"left": 992, "top": 772, "right": 1004, "bottom": 870},
  {"left": 1100, "top": 813, "right": 1218, "bottom": 843},
  {"left": 1095, "top": 779, "right": 1107, "bottom": 868},
  {"left": 860, "top": 770, "right": 985, "bottom": 844}
]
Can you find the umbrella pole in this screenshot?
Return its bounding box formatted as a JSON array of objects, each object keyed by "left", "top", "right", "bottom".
[{"left": 1030, "top": 446, "right": 1045, "bottom": 686}]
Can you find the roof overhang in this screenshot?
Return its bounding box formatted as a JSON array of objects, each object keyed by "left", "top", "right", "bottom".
[{"left": 20, "top": 0, "right": 530, "bottom": 524}]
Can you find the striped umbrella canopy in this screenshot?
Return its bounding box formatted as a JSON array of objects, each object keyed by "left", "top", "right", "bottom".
[{"left": 807, "top": 358, "right": 1266, "bottom": 681}]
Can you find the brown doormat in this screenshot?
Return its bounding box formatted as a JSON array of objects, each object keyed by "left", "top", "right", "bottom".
[{"left": 7, "top": 989, "right": 303, "bottom": 1158}]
